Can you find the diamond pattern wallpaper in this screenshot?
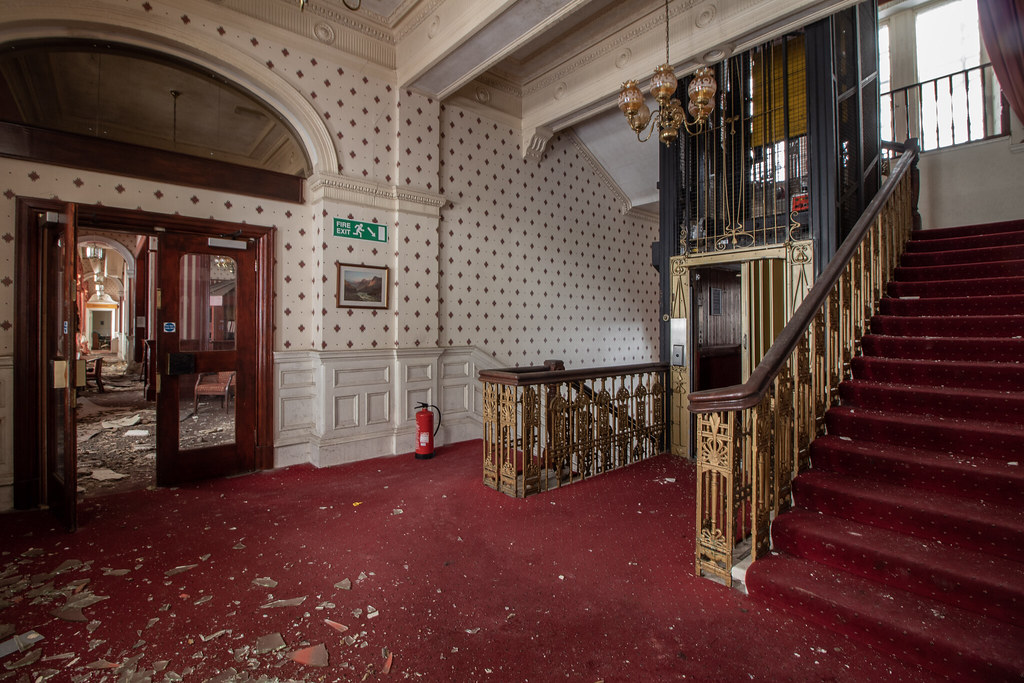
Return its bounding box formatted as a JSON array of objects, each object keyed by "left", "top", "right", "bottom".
[
  {"left": 437, "top": 108, "right": 660, "bottom": 367},
  {"left": 0, "top": 0, "right": 661, "bottom": 370}
]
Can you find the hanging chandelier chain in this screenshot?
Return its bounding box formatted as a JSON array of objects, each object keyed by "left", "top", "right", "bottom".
[{"left": 665, "top": 0, "right": 670, "bottom": 65}]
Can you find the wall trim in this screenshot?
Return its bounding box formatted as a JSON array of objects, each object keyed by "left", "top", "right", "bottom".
[
  {"left": 309, "top": 172, "right": 446, "bottom": 217},
  {"left": 272, "top": 346, "right": 498, "bottom": 469}
]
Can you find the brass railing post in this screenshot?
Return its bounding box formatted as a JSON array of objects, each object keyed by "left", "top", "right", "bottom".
[
  {"left": 479, "top": 361, "right": 669, "bottom": 499},
  {"left": 688, "top": 146, "right": 920, "bottom": 584}
]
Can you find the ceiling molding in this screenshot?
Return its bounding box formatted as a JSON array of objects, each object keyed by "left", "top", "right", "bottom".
[
  {"left": 565, "top": 130, "right": 633, "bottom": 215},
  {"left": 520, "top": 0, "right": 704, "bottom": 97}
]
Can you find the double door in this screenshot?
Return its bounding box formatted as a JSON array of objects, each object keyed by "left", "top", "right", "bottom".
[{"left": 31, "top": 203, "right": 268, "bottom": 531}]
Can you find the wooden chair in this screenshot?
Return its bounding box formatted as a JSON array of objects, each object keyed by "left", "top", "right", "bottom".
[
  {"left": 85, "top": 357, "right": 104, "bottom": 393},
  {"left": 193, "top": 371, "right": 235, "bottom": 413}
]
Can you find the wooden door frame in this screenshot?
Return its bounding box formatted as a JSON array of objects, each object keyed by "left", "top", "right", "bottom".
[{"left": 13, "top": 198, "right": 276, "bottom": 511}]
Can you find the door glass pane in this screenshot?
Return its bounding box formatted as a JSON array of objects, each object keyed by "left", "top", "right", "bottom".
[
  {"left": 179, "top": 371, "right": 236, "bottom": 450},
  {"left": 179, "top": 254, "right": 237, "bottom": 352}
]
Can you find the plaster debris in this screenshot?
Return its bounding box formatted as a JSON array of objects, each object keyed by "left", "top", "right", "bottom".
[
  {"left": 164, "top": 564, "right": 199, "bottom": 577},
  {"left": 101, "top": 414, "right": 142, "bottom": 429},
  {"left": 124, "top": 429, "right": 150, "bottom": 437},
  {"left": 3, "top": 648, "right": 41, "bottom": 670},
  {"left": 335, "top": 578, "right": 352, "bottom": 590},
  {"left": 290, "top": 643, "right": 329, "bottom": 667},
  {"left": 325, "top": 619, "right": 348, "bottom": 634},
  {"left": 366, "top": 605, "right": 379, "bottom": 619},
  {"left": 252, "top": 577, "right": 278, "bottom": 588},
  {"left": 253, "top": 633, "right": 286, "bottom": 654},
  {"left": 90, "top": 468, "right": 128, "bottom": 481},
  {"left": 261, "top": 596, "right": 306, "bottom": 608}
]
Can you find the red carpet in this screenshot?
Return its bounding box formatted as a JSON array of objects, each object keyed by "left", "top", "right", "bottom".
[
  {"left": 746, "top": 220, "right": 1024, "bottom": 681},
  {"left": 0, "top": 442, "right": 937, "bottom": 681}
]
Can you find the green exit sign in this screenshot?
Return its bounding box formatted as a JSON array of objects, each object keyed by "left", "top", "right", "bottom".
[{"left": 333, "top": 218, "right": 388, "bottom": 243}]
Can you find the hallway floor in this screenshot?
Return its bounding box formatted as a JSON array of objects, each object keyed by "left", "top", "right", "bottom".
[{"left": 0, "top": 442, "right": 936, "bottom": 682}]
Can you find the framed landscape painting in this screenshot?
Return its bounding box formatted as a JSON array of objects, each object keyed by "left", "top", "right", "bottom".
[{"left": 336, "top": 262, "right": 389, "bottom": 309}]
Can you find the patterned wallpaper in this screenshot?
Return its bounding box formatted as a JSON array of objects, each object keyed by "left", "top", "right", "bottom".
[
  {"left": 0, "top": 1, "right": 661, "bottom": 368},
  {"left": 0, "top": 159, "right": 301, "bottom": 355},
  {"left": 437, "top": 106, "right": 661, "bottom": 368},
  {"left": 136, "top": 0, "right": 397, "bottom": 183}
]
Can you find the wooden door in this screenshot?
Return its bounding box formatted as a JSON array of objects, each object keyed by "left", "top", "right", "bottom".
[
  {"left": 155, "top": 233, "right": 257, "bottom": 485},
  {"left": 42, "top": 207, "right": 79, "bottom": 531}
]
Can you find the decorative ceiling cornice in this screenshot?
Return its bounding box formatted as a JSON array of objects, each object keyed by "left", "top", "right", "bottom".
[
  {"left": 520, "top": 0, "right": 705, "bottom": 97},
  {"left": 395, "top": 0, "right": 446, "bottom": 40},
  {"left": 303, "top": 1, "right": 394, "bottom": 42},
  {"left": 565, "top": 130, "right": 633, "bottom": 215},
  {"left": 475, "top": 72, "right": 522, "bottom": 99}
]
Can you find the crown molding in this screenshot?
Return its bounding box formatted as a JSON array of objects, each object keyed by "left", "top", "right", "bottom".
[
  {"left": 565, "top": 130, "right": 634, "bottom": 214},
  {"left": 309, "top": 172, "right": 445, "bottom": 216},
  {"left": 521, "top": 0, "right": 705, "bottom": 97}
]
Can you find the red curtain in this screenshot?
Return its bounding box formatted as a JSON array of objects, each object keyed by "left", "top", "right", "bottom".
[{"left": 978, "top": 0, "right": 1024, "bottom": 126}]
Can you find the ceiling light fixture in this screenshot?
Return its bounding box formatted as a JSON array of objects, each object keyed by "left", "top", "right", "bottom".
[{"left": 617, "top": 0, "right": 717, "bottom": 145}]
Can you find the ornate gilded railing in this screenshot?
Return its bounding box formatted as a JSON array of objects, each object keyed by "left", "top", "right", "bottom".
[
  {"left": 688, "top": 142, "right": 921, "bottom": 585},
  {"left": 479, "top": 361, "right": 668, "bottom": 497}
]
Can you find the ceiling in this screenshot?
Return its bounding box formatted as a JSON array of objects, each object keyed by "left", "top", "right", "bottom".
[{"left": 0, "top": 0, "right": 859, "bottom": 214}]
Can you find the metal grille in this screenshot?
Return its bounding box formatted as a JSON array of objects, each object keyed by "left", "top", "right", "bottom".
[{"left": 680, "top": 35, "right": 811, "bottom": 256}]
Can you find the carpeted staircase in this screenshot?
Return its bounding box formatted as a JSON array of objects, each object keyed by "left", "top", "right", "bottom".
[{"left": 745, "top": 219, "right": 1024, "bottom": 681}]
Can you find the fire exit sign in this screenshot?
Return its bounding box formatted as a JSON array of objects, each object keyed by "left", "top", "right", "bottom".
[{"left": 333, "top": 218, "right": 388, "bottom": 243}]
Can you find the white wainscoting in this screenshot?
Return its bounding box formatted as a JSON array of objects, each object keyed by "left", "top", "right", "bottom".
[
  {"left": 273, "top": 346, "right": 499, "bottom": 469},
  {"left": 0, "top": 356, "right": 13, "bottom": 510}
]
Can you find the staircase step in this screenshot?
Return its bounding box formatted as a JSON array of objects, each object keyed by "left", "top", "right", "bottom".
[
  {"left": 870, "top": 313, "right": 1024, "bottom": 338},
  {"left": 825, "top": 405, "right": 1024, "bottom": 460},
  {"left": 895, "top": 259, "right": 1024, "bottom": 282},
  {"left": 878, "top": 294, "right": 1024, "bottom": 316},
  {"left": 811, "top": 433, "right": 1022, "bottom": 510},
  {"left": 838, "top": 380, "right": 1024, "bottom": 425},
  {"left": 850, "top": 356, "right": 1024, "bottom": 392},
  {"left": 770, "top": 509, "right": 1024, "bottom": 628},
  {"left": 900, "top": 243, "right": 1024, "bottom": 267},
  {"left": 792, "top": 470, "right": 1024, "bottom": 562},
  {"left": 861, "top": 334, "right": 1024, "bottom": 362},
  {"left": 906, "top": 228, "right": 1024, "bottom": 253},
  {"left": 745, "top": 553, "right": 1024, "bottom": 681},
  {"left": 911, "top": 218, "right": 1024, "bottom": 240},
  {"left": 887, "top": 275, "right": 1024, "bottom": 298}
]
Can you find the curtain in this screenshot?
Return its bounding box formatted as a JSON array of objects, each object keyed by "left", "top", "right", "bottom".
[{"left": 978, "top": 0, "right": 1024, "bottom": 126}]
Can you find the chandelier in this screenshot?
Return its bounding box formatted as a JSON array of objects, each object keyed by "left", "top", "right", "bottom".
[{"left": 617, "top": 0, "right": 717, "bottom": 145}]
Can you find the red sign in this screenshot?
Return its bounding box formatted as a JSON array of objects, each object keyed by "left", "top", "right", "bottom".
[{"left": 791, "top": 193, "right": 809, "bottom": 213}]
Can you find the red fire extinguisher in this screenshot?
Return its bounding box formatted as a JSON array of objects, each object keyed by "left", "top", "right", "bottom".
[{"left": 415, "top": 402, "right": 441, "bottom": 459}]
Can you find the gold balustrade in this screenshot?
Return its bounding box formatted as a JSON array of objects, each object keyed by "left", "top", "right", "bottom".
[
  {"left": 480, "top": 361, "right": 669, "bottom": 497},
  {"left": 688, "top": 141, "right": 921, "bottom": 585}
]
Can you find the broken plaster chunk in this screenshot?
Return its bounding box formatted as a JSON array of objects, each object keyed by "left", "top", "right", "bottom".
[
  {"left": 164, "top": 564, "right": 198, "bottom": 577},
  {"left": 194, "top": 595, "right": 213, "bottom": 605},
  {"left": 100, "top": 414, "right": 141, "bottom": 429},
  {"left": 51, "top": 606, "right": 87, "bottom": 622},
  {"left": 391, "top": 508, "right": 403, "bottom": 516},
  {"left": 253, "top": 633, "right": 286, "bottom": 654},
  {"left": 261, "top": 596, "right": 306, "bottom": 608},
  {"left": 366, "top": 606, "right": 379, "bottom": 619},
  {"left": 124, "top": 429, "right": 149, "bottom": 437},
  {"left": 252, "top": 577, "right": 278, "bottom": 588},
  {"left": 3, "top": 648, "right": 42, "bottom": 670},
  {"left": 85, "top": 659, "right": 119, "bottom": 670},
  {"left": 325, "top": 620, "right": 348, "bottom": 634},
  {"left": 201, "top": 629, "right": 229, "bottom": 642},
  {"left": 351, "top": 607, "right": 363, "bottom": 619},
  {"left": 335, "top": 578, "right": 352, "bottom": 591},
  {"left": 290, "top": 643, "right": 329, "bottom": 667},
  {"left": 89, "top": 468, "right": 127, "bottom": 481},
  {"left": 102, "top": 568, "right": 130, "bottom": 576}
]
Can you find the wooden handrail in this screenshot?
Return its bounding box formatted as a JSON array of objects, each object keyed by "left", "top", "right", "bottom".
[
  {"left": 689, "top": 142, "right": 920, "bottom": 414},
  {"left": 480, "top": 362, "right": 668, "bottom": 387}
]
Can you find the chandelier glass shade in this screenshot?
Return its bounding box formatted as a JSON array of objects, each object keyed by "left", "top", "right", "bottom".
[{"left": 617, "top": 1, "right": 717, "bottom": 144}]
